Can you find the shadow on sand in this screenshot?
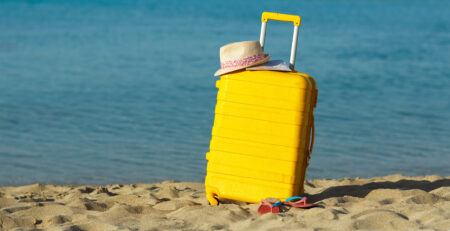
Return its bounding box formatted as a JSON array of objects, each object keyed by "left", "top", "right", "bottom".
[{"left": 305, "top": 178, "right": 450, "bottom": 202}]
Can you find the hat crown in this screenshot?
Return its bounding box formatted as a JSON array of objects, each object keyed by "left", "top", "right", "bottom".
[
  {"left": 220, "top": 41, "right": 263, "bottom": 62},
  {"left": 214, "top": 41, "right": 269, "bottom": 76}
]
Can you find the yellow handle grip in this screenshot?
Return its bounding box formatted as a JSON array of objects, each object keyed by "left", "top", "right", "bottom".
[{"left": 261, "top": 12, "right": 301, "bottom": 26}]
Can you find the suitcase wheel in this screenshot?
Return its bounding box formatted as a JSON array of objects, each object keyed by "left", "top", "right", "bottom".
[{"left": 207, "top": 192, "right": 219, "bottom": 206}]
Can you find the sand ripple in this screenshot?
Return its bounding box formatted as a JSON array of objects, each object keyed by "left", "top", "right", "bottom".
[{"left": 0, "top": 175, "right": 449, "bottom": 230}]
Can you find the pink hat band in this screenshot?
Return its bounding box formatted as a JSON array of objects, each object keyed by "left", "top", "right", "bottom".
[{"left": 220, "top": 54, "right": 266, "bottom": 69}]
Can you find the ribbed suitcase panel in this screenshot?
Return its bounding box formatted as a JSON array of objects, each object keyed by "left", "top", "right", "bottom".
[
  {"left": 206, "top": 152, "right": 306, "bottom": 184},
  {"left": 209, "top": 136, "right": 306, "bottom": 162},
  {"left": 205, "top": 70, "right": 316, "bottom": 204},
  {"left": 205, "top": 172, "right": 301, "bottom": 204},
  {"left": 215, "top": 101, "right": 308, "bottom": 125}
]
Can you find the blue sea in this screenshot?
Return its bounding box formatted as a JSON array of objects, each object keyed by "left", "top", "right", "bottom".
[{"left": 0, "top": 0, "right": 449, "bottom": 186}]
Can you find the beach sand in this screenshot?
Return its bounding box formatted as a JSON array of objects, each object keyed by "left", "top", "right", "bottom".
[{"left": 0, "top": 174, "right": 449, "bottom": 231}]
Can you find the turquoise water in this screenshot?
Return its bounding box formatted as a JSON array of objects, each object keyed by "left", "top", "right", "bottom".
[{"left": 0, "top": 0, "right": 449, "bottom": 186}]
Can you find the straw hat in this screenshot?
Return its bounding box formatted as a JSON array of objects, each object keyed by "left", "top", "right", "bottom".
[{"left": 214, "top": 41, "right": 270, "bottom": 76}]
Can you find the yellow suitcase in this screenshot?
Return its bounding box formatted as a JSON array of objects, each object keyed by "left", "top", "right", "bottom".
[{"left": 205, "top": 12, "right": 318, "bottom": 205}]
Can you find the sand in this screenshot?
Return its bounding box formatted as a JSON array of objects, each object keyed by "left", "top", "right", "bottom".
[{"left": 0, "top": 174, "right": 449, "bottom": 231}]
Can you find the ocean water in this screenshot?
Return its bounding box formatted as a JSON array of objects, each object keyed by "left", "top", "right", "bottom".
[{"left": 0, "top": 0, "right": 449, "bottom": 186}]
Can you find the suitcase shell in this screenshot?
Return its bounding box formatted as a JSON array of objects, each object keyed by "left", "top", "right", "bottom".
[{"left": 205, "top": 69, "right": 318, "bottom": 204}]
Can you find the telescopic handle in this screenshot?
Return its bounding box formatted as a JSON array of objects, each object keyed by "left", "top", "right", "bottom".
[{"left": 259, "top": 12, "right": 302, "bottom": 70}]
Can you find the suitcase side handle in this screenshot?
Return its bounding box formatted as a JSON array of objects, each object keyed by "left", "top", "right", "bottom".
[
  {"left": 259, "top": 12, "right": 302, "bottom": 70},
  {"left": 306, "top": 114, "right": 315, "bottom": 167}
]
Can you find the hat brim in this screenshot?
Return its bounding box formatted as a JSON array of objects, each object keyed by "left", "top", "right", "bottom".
[{"left": 214, "top": 54, "right": 270, "bottom": 76}]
